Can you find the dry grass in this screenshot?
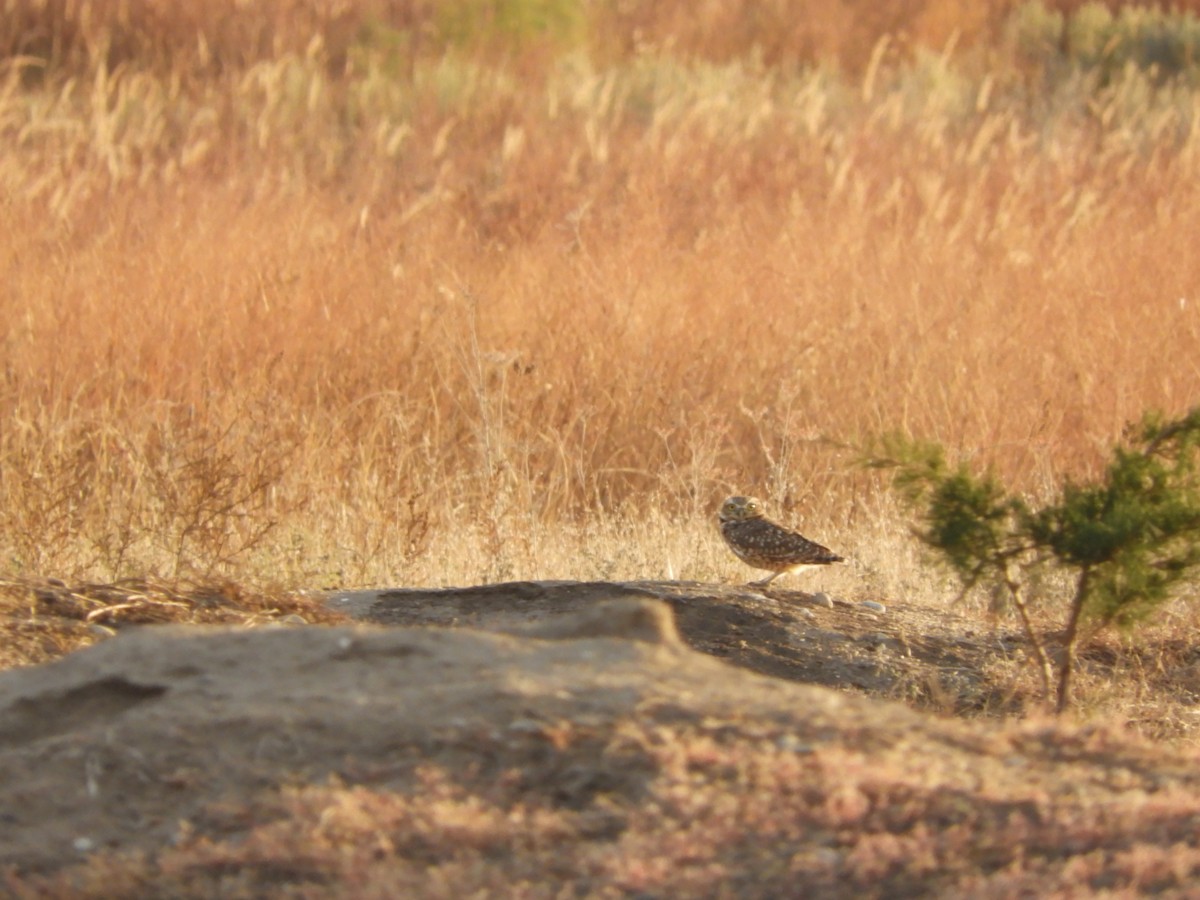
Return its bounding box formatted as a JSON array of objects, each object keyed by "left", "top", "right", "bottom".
[
  {"left": 7, "top": 10, "right": 1200, "bottom": 891},
  {"left": 0, "top": 577, "right": 346, "bottom": 669},
  {"left": 3, "top": 1, "right": 1200, "bottom": 720}
]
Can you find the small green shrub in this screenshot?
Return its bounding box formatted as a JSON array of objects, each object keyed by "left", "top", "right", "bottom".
[{"left": 868, "top": 408, "right": 1200, "bottom": 713}]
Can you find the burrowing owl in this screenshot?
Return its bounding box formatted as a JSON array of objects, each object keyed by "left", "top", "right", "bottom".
[{"left": 718, "top": 495, "right": 843, "bottom": 588}]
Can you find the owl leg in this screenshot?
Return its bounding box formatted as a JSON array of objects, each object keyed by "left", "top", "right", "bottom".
[{"left": 749, "top": 571, "right": 782, "bottom": 588}]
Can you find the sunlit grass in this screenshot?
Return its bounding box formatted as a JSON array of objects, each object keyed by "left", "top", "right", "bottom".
[
  {"left": 2, "top": 1, "right": 1200, "bottom": 603},
  {"left": 5, "top": 8, "right": 1200, "bottom": 891}
]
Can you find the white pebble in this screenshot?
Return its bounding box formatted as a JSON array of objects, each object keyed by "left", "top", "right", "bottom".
[
  {"left": 776, "top": 734, "right": 814, "bottom": 753},
  {"left": 860, "top": 600, "right": 887, "bottom": 614}
]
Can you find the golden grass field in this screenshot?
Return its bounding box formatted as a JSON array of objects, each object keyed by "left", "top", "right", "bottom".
[
  {"left": 3, "top": 0, "right": 1200, "bottom": 608},
  {"left": 9, "top": 3, "right": 1200, "bottom": 895}
]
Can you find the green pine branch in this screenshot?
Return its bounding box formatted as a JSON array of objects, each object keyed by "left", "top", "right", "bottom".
[{"left": 865, "top": 408, "right": 1200, "bottom": 713}]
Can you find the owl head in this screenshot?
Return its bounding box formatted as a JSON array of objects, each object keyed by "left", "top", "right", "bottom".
[{"left": 719, "top": 495, "right": 764, "bottom": 523}]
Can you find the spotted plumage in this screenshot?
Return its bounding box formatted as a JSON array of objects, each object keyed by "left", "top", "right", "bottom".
[{"left": 718, "top": 495, "right": 843, "bottom": 588}]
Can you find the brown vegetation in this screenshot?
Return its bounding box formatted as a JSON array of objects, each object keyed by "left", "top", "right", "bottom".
[
  {"left": 4, "top": 0, "right": 1200, "bottom": 593},
  {"left": 5, "top": 1, "right": 1200, "bottom": 891}
]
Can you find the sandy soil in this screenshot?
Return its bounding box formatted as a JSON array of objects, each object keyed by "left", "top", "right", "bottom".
[{"left": 3, "top": 583, "right": 1200, "bottom": 895}]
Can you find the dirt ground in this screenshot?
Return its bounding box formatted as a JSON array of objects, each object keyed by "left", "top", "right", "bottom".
[
  {"left": 3, "top": 581, "right": 1200, "bottom": 896},
  {"left": 337, "top": 581, "right": 1012, "bottom": 708}
]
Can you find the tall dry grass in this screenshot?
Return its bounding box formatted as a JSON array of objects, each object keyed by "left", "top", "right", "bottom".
[{"left": 2, "top": 1, "right": 1200, "bottom": 596}]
